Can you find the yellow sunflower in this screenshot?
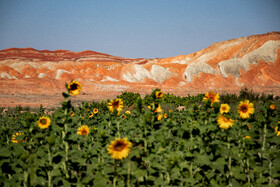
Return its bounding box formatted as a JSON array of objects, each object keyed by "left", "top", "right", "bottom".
[
  {"left": 245, "top": 136, "right": 252, "bottom": 139},
  {"left": 68, "top": 80, "right": 82, "bottom": 96},
  {"left": 125, "top": 110, "right": 131, "bottom": 114},
  {"left": 220, "top": 104, "right": 230, "bottom": 114},
  {"left": 217, "top": 115, "right": 234, "bottom": 130},
  {"left": 77, "top": 125, "right": 90, "bottom": 136},
  {"left": 11, "top": 133, "right": 27, "bottom": 143},
  {"left": 121, "top": 114, "right": 126, "bottom": 119},
  {"left": 275, "top": 127, "right": 280, "bottom": 136},
  {"left": 155, "top": 91, "right": 163, "bottom": 98},
  {"left": 38, "top": 116, "right": 51, "bottom": 129},
  {"left": 164, "top": 113, "right": 168, "bottom": 119},
  {"left": 237, "top": 100, "right": 254, "bottom": 119},
  {"left": 107, "top": 137, "right": 132, "bottom": 160},
  {"left": 93, "top": 108, "right": 98, "bottom": 114},
  {"left": 69, "top": 111, "right": 75, "bottom": 117},
  {"left": 270, "top": 104, "right": 275, "bottom": 110},
  {"left": 147, "top": 106, "right": 152, "bottom": 110},
  {"left": 157, "top": 114, "right": 163, "bottom": 121},
  {"left": 154, "top": 104, "right": 163, "bottom": 113},
  {"left": 89, "top": 112, "right": 93, "bottom": 118},
  {"left": 203, "top": 91, "right": 220, "bottom": 105},
  {"left": 108, "top": 98, "right": 124, "bottom": 114}
]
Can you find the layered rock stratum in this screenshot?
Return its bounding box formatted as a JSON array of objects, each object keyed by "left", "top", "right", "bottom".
[{"left": 0, "top": 32, "right": 280, "bottom": 107}]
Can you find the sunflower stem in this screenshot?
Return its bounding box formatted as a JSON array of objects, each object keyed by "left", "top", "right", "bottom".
[
  {"left": 227, "top": 136, "right": 232, "bottom": 187},
  {"left": 246, "top": 157, "right": 250, "bottom": 185},
  {"left": 262, "top": 123, "right": 267, "bottom": 151},
  {"left": 127, "top": 160, "right": 131, "bottom": 187},
  {"left": 113, "top": 160, "right": 118, "bottom": 187},
  {"left": 117, "top": 121, "right": 120, "bottom": 138},
  {"left": 47, "top": 145, "right": 53, "bottom": 187},
  {"left": 23, "top": 170, "right": 28, "bottom": 187}
]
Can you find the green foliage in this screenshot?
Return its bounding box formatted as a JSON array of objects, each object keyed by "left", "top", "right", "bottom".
[
  {"left": 117, "top": 91, "right": 141, "bottom": 107},
  {"left": 0, "top": 88, "right": 280, "bottom": 186}
]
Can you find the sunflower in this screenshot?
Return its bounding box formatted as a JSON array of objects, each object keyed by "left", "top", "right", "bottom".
[
  {"left": 125, "top": 110, "right": 131, "bottom": 114},
  {"left": 147, "top": 106, "right": 152, "bottom": 110},
  {"left": 77, "top": 125, "right": 90, "bottom": 136},
  {"left": 107, "top": 137, "right": 132, "bottom": 160},
  {"left": 164, "top": 113, "right": 168, "bottom": 119},
  {"left": 93, "top": 108, "right": 98, "bottom": 114},
  {"left": 108, "top": 99, "right": 124, "bottom": 114},
  {"left": 220, "top": 104, "right": 230, "bottom": 114},
  {"left": 203, "top": 91, "right": 220, "bottom": 105},
  {"left": 275, "top": 127, "right": 280, "bottom": 136},
  {"left": 121, "top": 114, "right": 126, "bottom": 119},
  {"left": 11, "top": 133, "right": 27, "bottom": 143},
  {"left": 89, "top": 112, "right": 93, "bottom": 118},
  {"left": 217, "top": 115, "right": 234, "bottom": 130},
  {"left": 69, "top": 111, "right": 75, "bottom": 117},
  {"left": 154, "top": 104, "right": 162, "bottom": 113},
  {"left": 237, "top": 100, "right": 254, "bottom": 119},
  {"left": 270, "top": 104, "right": 275, "bottom": 110},
  {"left": 38, "top": 116, "right": 51, "bottom": 129},
  {"left": 68, "top": 80, "right": 82, "bottom": 96},
  {"left": 157, "top": 114, "right": 163, "bottom": 121},
  {"left": 245, "top": 136, "right": 252, "bottom": 139},
  {"left": 155, "top": 91, "right": 163, "bottom": 98}
]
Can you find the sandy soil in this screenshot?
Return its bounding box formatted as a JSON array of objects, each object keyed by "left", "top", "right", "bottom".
[{"left": 1, "top": 86, "right": 279, "bottom": 109}]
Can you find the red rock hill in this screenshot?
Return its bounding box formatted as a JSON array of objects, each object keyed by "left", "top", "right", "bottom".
[{"left": 0, "top": 32, "right": 279, "bottom": 107}]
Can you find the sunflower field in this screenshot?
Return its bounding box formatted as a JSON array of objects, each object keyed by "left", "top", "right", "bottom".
[{"left": 1, "top": 81, "right": 280, "bottom": 187}]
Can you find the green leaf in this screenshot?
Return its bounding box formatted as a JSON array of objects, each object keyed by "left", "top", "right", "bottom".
[
  {"left": 93, "top": 174, "right": 108, "bottom": 187},
  {"left": 134, "top": 169, "right": 147, "bottom": 178},
  {"left": 212, "top": 157, "right": 226, "bottom": 172},
  {"left": 0, "top": 147, "right": 10, "bottom": 157}
]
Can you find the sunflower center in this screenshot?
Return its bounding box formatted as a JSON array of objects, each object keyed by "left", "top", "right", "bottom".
[
  {"left": 40, "top": 119, "right": 47, "bottom": 125},
  {"left": 114, "top": 142, "right": 126, "bottom": 151},
  {"left": 241, "top": 105, "right": 248, "bottom": 113},
  {"left": 70, "top": 83, "right": 78, "bottom": 91},
  {"left": 81, "top": 129, "right": 88, "bottom": 135},
  {"left": 112, "top": 101, "right": 119, "bottom": 108}
]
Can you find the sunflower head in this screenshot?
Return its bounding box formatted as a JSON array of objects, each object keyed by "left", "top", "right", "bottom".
[
  {"left": 89, "top": 112, "right": 94, "bottom": 118},
  {"left": 11, "top": 133, "right": 27, "bottom": 143},
  {"left": 217, "top": 115, "right": 234, "bottom": 130},
  {"left": 155, "top": 91, "right": 164, "bottom": 98},
  {"left": 93, "top": 108, "right": 98, "bottom": 114},
  {"left": 203, "top": 91, "right": 220, "bottom": 105},
  {"left": 164, "top": 113, "right": 168, "bottom": 119},
  {"left": 107, "top": 137, "right": 132, "bottom": 160},
  {"left": 220, "top": 104, "right": 230, "bottom": 114},
  {"left": 108, "top": 99, "right": 124, "bottom": 114},
  {"left": 270, "top": 104, "right": 275, "bottom": 110},
  {"left": 125, "top": 110, "right": 131, "bottom": 115},
  {"left": 275, "top": 127, "right": 280, "bottom": 136},
  {"left": 69, "top": 111, "right": 75, "bottom": 117},
  {"left": 157, "top": 114, "right": 163, "bottom": 121},
  {"left": 237, "top": 100, "right": 254, "bottom": 119},
  {"left": 154, "top": 104, "right": 162, "bottom": 113},
  {"left": 77, "top": 125, "right": 90, "bottom": 136},
  {"left": 38, "top": 116, "right": 51, "bottom": 129},
  {"left": 245, "top": 136, "right": 252, "bottom": 139},
  {"left": 68, "top": 80, "right": 82, "bottom": 96},
  {"left": 121, "top": 114, "right": 126, "bottom": 119}
]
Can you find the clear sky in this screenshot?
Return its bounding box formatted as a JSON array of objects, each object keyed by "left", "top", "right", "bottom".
[{"left": 0, "top": 0, "right": 279, "bottom": 59}]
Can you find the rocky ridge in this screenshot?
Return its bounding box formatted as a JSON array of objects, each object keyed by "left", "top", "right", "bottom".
[{"left": 0, "top": 32, "right": 280, "bottom": 107}]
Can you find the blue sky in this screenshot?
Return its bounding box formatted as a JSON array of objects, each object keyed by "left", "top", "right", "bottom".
[{"left": 0, "top": 0, "right": 279, "bottom": 58}]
